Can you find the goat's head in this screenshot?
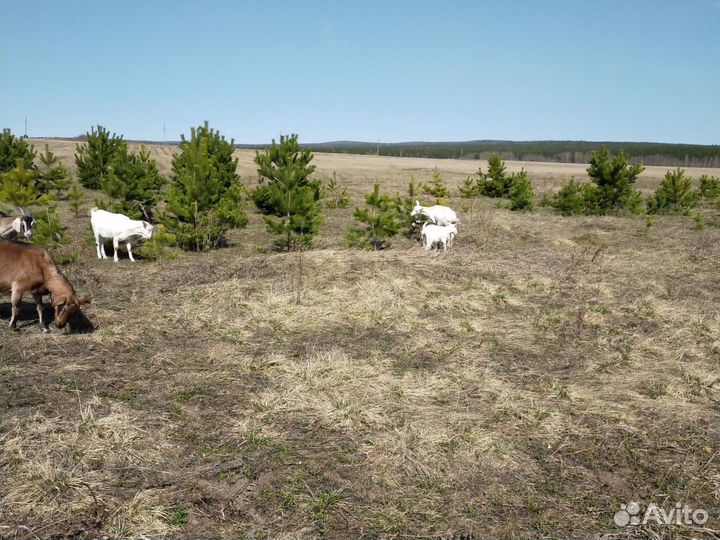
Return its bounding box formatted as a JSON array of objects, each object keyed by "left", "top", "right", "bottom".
[
  {"left": 410, "top": 201, "right": 423, "bottom": 217},
  {"left": 140, "top": 221, "right": 154, "bottom": 240},
  {"left": 12, "top": 213, "right": 35, "bottom": 239},
  {"left": 21, "top": 214, "right": 35, "bottom": 238},
  {"left": 52, "top": 294, "right": 91, "bottom": 329}
]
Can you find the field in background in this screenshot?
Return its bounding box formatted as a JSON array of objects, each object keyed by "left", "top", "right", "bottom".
[
  {"left": 297, "top": 140, "right": 720, "bottom": 168},
  {"left": 1, "top": 140, "right": 719, "bottom": 539},
  {"left": 27, "top": 139, "right": 720, "bottom": 198}
]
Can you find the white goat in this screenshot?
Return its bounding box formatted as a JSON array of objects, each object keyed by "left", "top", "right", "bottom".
[
  {"left": 410, "top": 201, "right": 458, "bottom": 226},
  {"left": 421, "top": 223, "right": 458, "bottom": 252},
  {"left": 90, "top": 208, "right": 154, "bottom": 262}
]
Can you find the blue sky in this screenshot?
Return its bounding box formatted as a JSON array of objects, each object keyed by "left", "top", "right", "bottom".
[{"left": 1, "top": 0, "right": 718, "bottom": 144}]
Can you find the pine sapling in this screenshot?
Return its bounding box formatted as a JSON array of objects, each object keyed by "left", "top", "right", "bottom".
[
  {"left": 422, "top": 169, "right": 450, "bottom": 202},
  {"left": 347, "top": 182, "right": 402, "bottom": 250}
]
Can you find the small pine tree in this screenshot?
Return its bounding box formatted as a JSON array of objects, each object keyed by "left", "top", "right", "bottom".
[
  {"left": 408, "top": 177, "right": 419, "bottom": 199},
  {"left": 646, "top": 168, "right": 699, "bottom": 215},
  {"left": 459, "top": 155, "right": 513, "bottom": 198},
  {"left": 458, "top": 172, "right": 483, "bottom": 198},
  {"left": 587, "top": 146, "right": 644, "bottom": 213},
  {"left": 693, "top": 211, "right": 706, "bottom": 230},
  {"left": 699, "top": 175, "right": 720, "bottom": 199},
  {"left": 508, "top": 170, "right": 534, "bottom": 211},
  {"left": 74, "top": 125, "right": 127, "bottom": 190},
  {"left": 347, "top": 182, "right": 403, "bottom": 250},
  {"left": 486, "top": 154, "right": 510, "bottom": 191},
  {"left": 421, "top": 169, "right": 450, "bottom": 201},
  {"left": 0, "top": 129, "right": 36, "bottom": 173},
  {"left": 32, "top": 203, "right": 70, "bottom": 250},
  {"left": 322, "top": 172, "right": 350, "bottom": 209},
  {"left": 480, "top": 154, "right": 513, "bottom": 197},
  {"left": 136, "top": 223, "right": 179, "bottom": 263},
  {"left": 68, "top": 183, "right": 84, "bottom": 217},
  {"left": 37, "top": 144, "right": 72, "bottom": 197},
  {"left": 163, "top": 122, "right": 248, "bottom": 251},
  {"left": 551, "top": 178, "right": 600, "bottom": 215},
  {"left": 394, "top": 178, "right": 422, "bottom": 236},
  {"left": 251, "top": 134, "right": 322, "bottom": 250}
]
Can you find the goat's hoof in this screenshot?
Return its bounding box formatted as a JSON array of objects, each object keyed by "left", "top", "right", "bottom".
[{"left": 40, "top": 326, "right": 50, "bottom": 333}]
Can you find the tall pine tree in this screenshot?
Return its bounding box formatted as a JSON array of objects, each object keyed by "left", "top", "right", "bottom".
[
  {"left": 0, "top": 161, "right": 47, "bottom": 207},
  {"left": 251, "top": 134, "right": 322, "bottom": 250},
  {"left": 100, "top": 146, "right": 166, "bottom": 220},
  {"left": 74, "top": 125, "right": 127, "bottom": 189},
  {"left": 0, "top": 129, "right": 36, "bottom": 173},
  {"left": 37, "top": 144, "right": 72, "bottom": 196},
  {"left": 587, "top": 146, "right": 644, "bottom": 212},
  {"left": 162, "top": 122, "right": 248, "bottom": 251}
]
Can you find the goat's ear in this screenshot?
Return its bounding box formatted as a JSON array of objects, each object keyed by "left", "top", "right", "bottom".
[
  {"left": 142, "top": 221, "right": 151, "bottom": 229},
  {"left": 52, "top": 295, "right": 67, "bottom": 308},
  {"left": 78, "top": 295, "right": 92, "bottom": 306},
  {"left": 415, "top": 200, "right": 420, "bottom": 206}
]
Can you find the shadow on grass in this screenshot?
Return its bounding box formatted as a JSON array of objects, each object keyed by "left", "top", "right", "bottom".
[{"left": 0, "top": 300, "right": 96, "bottom": 334}]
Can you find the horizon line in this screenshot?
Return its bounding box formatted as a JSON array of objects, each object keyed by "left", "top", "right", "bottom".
[{"left": 24, "top": 135, "right": 720, "bottom": 148}]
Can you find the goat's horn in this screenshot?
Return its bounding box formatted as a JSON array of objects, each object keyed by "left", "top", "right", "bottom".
[{"left": 17, "top": 206, "right": 25, "bottom": 216}]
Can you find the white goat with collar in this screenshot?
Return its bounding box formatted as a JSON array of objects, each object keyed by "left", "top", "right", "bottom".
[{"left": 410, "top": 201, "right": 458, "bottom": 226}]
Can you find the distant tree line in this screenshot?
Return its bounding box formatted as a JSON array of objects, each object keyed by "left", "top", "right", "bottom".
[
  {"left": 297, "top": 140, "right": 720, "bottom": 168},
  {"left": 58, "top": 135, "right": 720, "bottom": 168}
]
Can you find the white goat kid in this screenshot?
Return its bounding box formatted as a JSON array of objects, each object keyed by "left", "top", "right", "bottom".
[
  {"left": 91, "top": 208, "right": 154, "bottom": 262},
  {"left": 410, "top": 201, "right": 458, "bottom": 226},
  {"left": 421, "top": 223, "right": 458, "bottom": 252}
]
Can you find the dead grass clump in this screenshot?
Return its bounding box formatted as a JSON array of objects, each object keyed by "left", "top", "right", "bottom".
[{"left": 0, "top": 400, "right": 177, "bottom": 538}]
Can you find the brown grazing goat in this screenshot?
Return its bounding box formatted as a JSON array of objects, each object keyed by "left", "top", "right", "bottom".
[{"left": 0, "top": 239, "right": 90, "bottom": 330}]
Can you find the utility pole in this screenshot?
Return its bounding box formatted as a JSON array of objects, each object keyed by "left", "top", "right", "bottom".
[{"left": 24, "top": 115, "right": 28, "bottom": 137}]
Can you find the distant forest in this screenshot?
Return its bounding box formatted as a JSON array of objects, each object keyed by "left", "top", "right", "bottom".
[
  {"left": 59, "top": 135, "right": 720, "bottom": 168},
  {"left": 286, "top": 140, "right": 720, "bottom": 168}
]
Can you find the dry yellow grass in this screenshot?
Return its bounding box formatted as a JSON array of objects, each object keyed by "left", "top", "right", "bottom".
[{"left": 1, "top": 140, "right": 719, "bottom": 539}]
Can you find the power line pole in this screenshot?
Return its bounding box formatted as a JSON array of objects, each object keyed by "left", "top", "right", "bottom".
[{"left": 24, "top": 115, "right": 28, "bottom": 137}]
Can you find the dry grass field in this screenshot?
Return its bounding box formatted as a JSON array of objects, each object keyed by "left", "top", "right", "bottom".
[{"left": 1, "top": 140, "right": 719, "bottom": 539}]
